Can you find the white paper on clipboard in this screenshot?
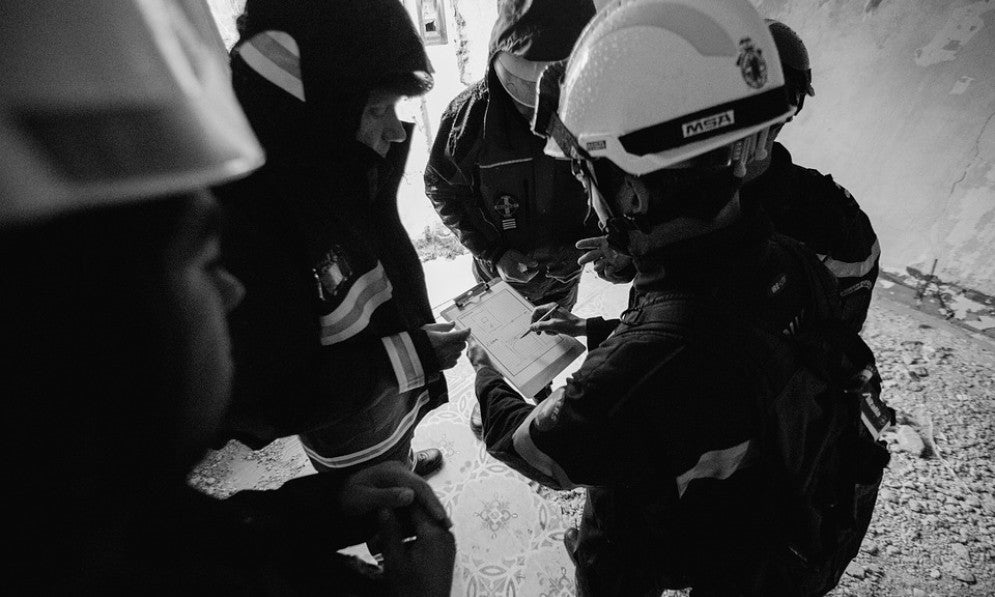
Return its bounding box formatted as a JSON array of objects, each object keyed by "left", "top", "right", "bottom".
[{"left": 440, "top": 279, "right": 584, "bottom": 398}]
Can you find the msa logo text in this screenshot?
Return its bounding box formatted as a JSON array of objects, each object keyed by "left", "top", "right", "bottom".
[{"left": 681, "top": 110, "right": 734, "bottom": 138}]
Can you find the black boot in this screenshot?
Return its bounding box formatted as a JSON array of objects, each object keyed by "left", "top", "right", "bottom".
[
  {"left": 563, "top": 527, "right": 580, "bottom": 565},
  {"left": 413, "top": 448, "right": 443, "bottom": 477}
]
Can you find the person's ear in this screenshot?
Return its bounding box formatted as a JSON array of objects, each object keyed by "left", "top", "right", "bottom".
[{"left": 624, "top": 176, "right": 652, "bottom": 217}]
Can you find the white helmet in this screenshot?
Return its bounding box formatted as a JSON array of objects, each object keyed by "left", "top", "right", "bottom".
[
  {"left": 0, "top": 0, "right": 265, "bottom": 228},
  {"left": 547, "top": 0, "right": 793, "bottom": 176}
]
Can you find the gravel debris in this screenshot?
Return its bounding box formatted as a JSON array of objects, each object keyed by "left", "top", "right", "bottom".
[{"left": 535, "top": 299, "right": 995, "bottom": 596}]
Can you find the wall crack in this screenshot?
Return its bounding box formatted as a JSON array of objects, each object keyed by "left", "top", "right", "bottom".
[{"left": 948, "top": 108, "right": 995, "bottom": 198}]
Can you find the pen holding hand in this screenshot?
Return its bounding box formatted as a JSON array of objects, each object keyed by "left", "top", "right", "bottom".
[
  {"left": 519, "top": 307, "right": 557, "bottom": 338},
  {"left": 526, "top": 303, "right": 585, "bottom": 338}
]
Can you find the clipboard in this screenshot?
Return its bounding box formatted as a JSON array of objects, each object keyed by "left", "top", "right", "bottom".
[{"left": 441, "top": 279, "right": 584, "bottom": 399}]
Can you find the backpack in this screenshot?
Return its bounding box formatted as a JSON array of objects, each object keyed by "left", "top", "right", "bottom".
[
  {"left": 615, "top": 233, "right": 893, "bottom": 595},
  {"left": 722, "top": 235, "right": 894, "bottom": 595}
]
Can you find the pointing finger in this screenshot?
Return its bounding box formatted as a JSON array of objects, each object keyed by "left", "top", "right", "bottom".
[
  {"left": 575, "top": 236, "right": 606, "bottom": 250},
  {"left": 577, "top": 249, "right": 604, "bottom": 266}
]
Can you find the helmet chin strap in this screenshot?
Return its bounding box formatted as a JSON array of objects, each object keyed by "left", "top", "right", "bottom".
[{"left": 584, "top": 174, "right": 648, "bottom": 256}]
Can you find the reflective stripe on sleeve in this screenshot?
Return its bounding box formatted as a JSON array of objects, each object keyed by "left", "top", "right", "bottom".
[
  {"left": 319, "top": 263, "right": 393, "bottom": 345},
  {"left": 675, "top": 439, "right": 754, "bottom": 498},
  {"left": 239, "top": 31, "right": 304, "bottom": 101},
  {"left": 818, "top": 239, "right": 880, "bottom": 279},
  {"left": 382, "top": 332, "right": 426, "bottom": 393},
  {"left": 511, "top": 389, "right": 578, "bottom": 490},
  {"left": 301, "top": 391, "right": 431, "bottom": 469}
]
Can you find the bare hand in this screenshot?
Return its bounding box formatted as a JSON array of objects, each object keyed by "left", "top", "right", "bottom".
[
  {"left": 496, "top": 249, "right": 540, "bottom": 283},
  {"left": 576, "top": 236, "right": 634, "bottom": 284},
  {"left": 529, "top": 303, "right": 585, "bottom": 337},
  {"left": 379, "top": 504, "right": 456, "bottom": 597},
  {"left": 339, "top": 461, "right": 451, "bottom": 527},
  {"left": 466, "top": 337, "right": 494, "bottom": 371},
  {"left": 423, "top": 322, "right": 471, "bottom": 370}
]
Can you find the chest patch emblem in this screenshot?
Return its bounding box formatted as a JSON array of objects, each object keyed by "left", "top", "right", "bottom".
[
  {"left": 496, "top": 194, "right": 519, "bottom": 218},
  {"left": 314, "top": 245, "right": 353, "bottom": 302},
  {"left": 496, "top": 194, "right": 519, "bottom": 231}
]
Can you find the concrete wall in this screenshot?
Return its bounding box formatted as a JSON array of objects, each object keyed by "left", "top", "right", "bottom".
[{"left": 757, "top": 0, "right": 994, "bottom": 295}]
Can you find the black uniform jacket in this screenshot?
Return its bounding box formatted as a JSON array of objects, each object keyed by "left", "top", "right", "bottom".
[
  {"left": 744, "top": 142, "right": 880, "bottom": 333},
  {"left": 215, "top": 50, "right": 447, "bottom": 451},
  {"left": 476, "top": 206, "right": 842, "bottom": 590},
  {"left": 424, "top": 0, "right": 597, "bottom": 281}
]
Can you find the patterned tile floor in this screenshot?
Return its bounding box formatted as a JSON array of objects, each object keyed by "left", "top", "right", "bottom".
[
  {"left": 193, "top": 257, "right": 994, "bottom": 596},
  {"left": 410, "top": 261, "right": 630, "bottom": 596},
  {"left": 192, "top": 258, "right": 630, "bottom": 596}
]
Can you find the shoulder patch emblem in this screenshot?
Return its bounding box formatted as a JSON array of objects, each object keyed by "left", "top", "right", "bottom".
[
  {"left": 314, "top": 245, "right": 353, "bottom": 302},
  {"left": 737, "top": 38, "right": 768, "bottom": 89}
]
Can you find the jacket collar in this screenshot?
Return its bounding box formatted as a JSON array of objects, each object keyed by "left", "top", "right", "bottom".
[
  {"left": 480, "top": 69, "right": 542, "bottom": 157},
  {"left": 632, "top": 203, "right": 773, "bottom": 293}
]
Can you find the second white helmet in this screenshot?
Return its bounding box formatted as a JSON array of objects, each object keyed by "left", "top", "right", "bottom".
[
  {"left": 0, "top": 0, "right": 264, "bottom": 228},
  {"left": 549, "top": 0, "right": 794, "bottom": 176}
]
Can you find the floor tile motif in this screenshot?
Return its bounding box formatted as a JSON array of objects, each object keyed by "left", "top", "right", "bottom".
[
  {"left": 411, "top": 270, "right": 628, "bottom": 596},
  {"left": 194, "top": 267, "right": 629, "bottom": 597}
]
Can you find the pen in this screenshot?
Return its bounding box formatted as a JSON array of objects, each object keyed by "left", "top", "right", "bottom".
[{"left": 519, "top": 307, "right": 558, "bottom": 338}]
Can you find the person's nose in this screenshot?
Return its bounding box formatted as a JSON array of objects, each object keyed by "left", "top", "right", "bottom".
[{"left": 383, "top": 110, "right": 407, "bottom": 144}]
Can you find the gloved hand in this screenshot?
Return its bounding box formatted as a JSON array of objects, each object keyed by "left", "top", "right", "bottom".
[
  {"left": 496, "top": 249, "right": 540, "bottom": 283},
  {"left": 576, "top": 236, "right": 634, "bottom": 284}
]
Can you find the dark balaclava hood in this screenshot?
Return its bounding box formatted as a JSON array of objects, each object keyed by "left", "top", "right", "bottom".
[{"left": 231, "top": 0, "right": 432, "bottom": 164}]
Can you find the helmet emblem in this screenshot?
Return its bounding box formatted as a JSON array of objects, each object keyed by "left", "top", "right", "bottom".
[{"left": 737, "top": 38, "right": 768, "bottom": 89}]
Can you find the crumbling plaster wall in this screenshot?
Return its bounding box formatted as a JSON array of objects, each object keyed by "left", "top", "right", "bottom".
[{"left": 756, "top": 0, "right": 995, "bottom": 294}]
